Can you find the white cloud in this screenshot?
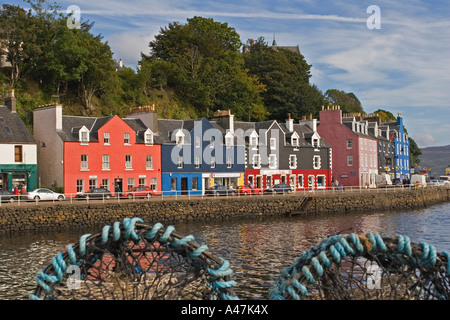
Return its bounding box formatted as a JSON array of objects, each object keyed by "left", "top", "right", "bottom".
[{"left": 413, "top": 133, "right": 437, "bottom": 148}]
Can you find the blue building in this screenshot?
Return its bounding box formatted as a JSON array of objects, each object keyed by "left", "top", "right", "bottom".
[
  {"left": 158, "top": 113, "right": 245, "bottom": 196},
  {"left": 385, "top": 114, "right": 410, "bottom": 181}
]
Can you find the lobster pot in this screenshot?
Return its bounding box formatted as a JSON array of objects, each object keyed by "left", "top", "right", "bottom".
[{"left": 31, "top": 218, "right": 238, "bottom": 300}]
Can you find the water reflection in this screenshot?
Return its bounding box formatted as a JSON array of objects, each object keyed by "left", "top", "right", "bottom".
[{"left": 0, "top": 202, "right": 449, "bottom": 300}]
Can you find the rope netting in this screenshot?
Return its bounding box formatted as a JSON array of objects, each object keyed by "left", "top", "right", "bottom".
[
  {"left": 270, "top": 233, "right": 450, "bottom": 300},
  {"left": 30, "top": 218, "right": 238, "bottom": 300}
]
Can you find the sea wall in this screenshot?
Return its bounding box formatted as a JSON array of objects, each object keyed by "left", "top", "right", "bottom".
[{"left": 0, "top": 187, "right": 448, "bottom": 233}]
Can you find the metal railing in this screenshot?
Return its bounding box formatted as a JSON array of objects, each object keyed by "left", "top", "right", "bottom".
[{"left": 0, "top": 183, "right": 446, "bottom": 206}]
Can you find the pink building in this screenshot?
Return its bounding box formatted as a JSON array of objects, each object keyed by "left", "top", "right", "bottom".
[{"left": 318, "top": 107, "right": 378, "bottom": 188}]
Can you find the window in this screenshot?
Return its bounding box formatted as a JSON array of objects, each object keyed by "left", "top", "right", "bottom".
[
  {"left": 269, "top": 154, "right": 277, "bottom": 169},
  {"left": 250, "top": 136, "right": 258, "bottom": 147},
  {"left": 317, "top": 175, "right": 326, "bottom": 188},
  {"left": 14, "top": 146, "right": 22, "bottom": 162},
  {"left": 267, "top": 176, "right": 272, "bottom": 188},
  {"left": 101, "top": 179, "right": 109, "bottom": 189},
  {"left": 104, "top": 132, "right": 110, "bottom": 145},
  {"left": 312, "top": 139, "right": 319, "bottom": 148},
  {"left": 298, "top": 175, "right": 304, "bottom": 188},
  {"left": 125, "top": 155, "right": 132, "bottom": 169},
  {"left": 139, "top": 178, "right": 146, "bottom": 186},
  {"left": 194, "top": 156, "right": 200, "bottom": 169},
  {"left": 124, "top": 133, "right": 130, "bottom": 145},
  {"left": 252, "top": 154, "right": 260, "bottom": 169},
  {"left": 195, "top": 136, "right": 201, "bottom": 148},
  {"left": 102, "top": 155, "right": 110, "bottom": 170},
  {"left": 127, "top": 178, "right": 134, "bottom": 190},
  {"left": 80, "top": 130, "right": 89, "bottom": 144},
  {"left": 313, "top": 156, "right": 321, "bottom": 169},
  {"left": 289, "top": 155, "right": 297, "bottom": 169},
  {"left": 347, "top": 155, "right": 353, "bottom": 166},
  {"left": 211, "top": 156, "right": 216, "bottom": 169},
  {"left": 81, "top": 155, "right": 88, "bottom": 170},
  {"left": 192, "top": 177, "right": 198, "bottom": 190},
  {"left": 145, "top": 131, "right": 153, "bottom": 145},
  {"left": 176, "top": 134, "right": 184, "bottom": 145},
  {"left": 347, "top": 139, "right": 353, "bottom": 149},
  {"left": 270, "top": 138, "right": 276, "bottom": 150},
  {"left": 292, "top": 137, "right": 299, "bottom": 147},
  {"left": 89, "top": 179, "right": 97, "bottom": 190},
  {"left": 226, "top": 135, "right": 233, "bottom": 147},
  {"left": 150, "top": 178, "right": 157, "bottom": 190},
  {"left": 76, "top": 179, "right": 84, "bottom": 193},
  {"left": 171, "top": 178, "right": 177, "bottom": 190},
  {"left": 177, "top": 156, "right": 183, "bottom": 169},
  {"left": 227, "top": 156, "right": 233, "bottom": 169},
  {"left": 210, "top": 136, "right": 215, "bottom": 149},
  {"left": 146, "top": 155, "right": 153, "bottom": 170}
]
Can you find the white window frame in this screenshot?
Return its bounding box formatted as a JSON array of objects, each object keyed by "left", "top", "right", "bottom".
[
  {"left": 81, "top": 154, "right": 89, "bottom": 170},
  {"left": 194, "top": 156, "right": 200, "bottom": 169},
  {"left": 177, "top": 156, "right": 183, "bottom": 169},
  {"left": 317, "top": 175, "right": 326, "bottom": 189},
  {"left": 79, "top": 126, "right": 89, "bottom": 144},
  {"left": 289, "top": 155, "right": 297, "bottom": 169},
  {"left": 102, "top": 154, "right": 110, "bottom": 170},
  {"left": 298, "top": 174, "right": 304, "bottom": 188},
  {"left": 313, "top": 155, "right": 321, "bottom": 169},
  {"left": 124, "top": 133, "right": 131, "bottom": 145},
  {"left": 144, "top": 129, "right": 154, "bottom": 146},
  {"left": 252, "top": 154, "right": 261, "bottom": 169},
  {"left": 347, "top": 155, "right": 353, "bottom": 166},
  {"left": 211, "top": 156, "right": 216, "bottom": 169},
  {"left": 146, "top": 155, "right": 153, "bottom": 170},
  {"left": 125, "top": 154, "right": 133, "bottom": 169},
  {"left": 227, "top": 156, "right": 233, "bottom": 169},
  {"left": 76, "top": 179, "right": 84, "bottom": 193},
  {"left": 270, "top": 137, "right": 277, "bottom": 150},
  {"left": 269, "top": 154, "right": 277, "bottom": 169},
  {"left": 104, "top": 132, "right": 110, "bottom": 145}
]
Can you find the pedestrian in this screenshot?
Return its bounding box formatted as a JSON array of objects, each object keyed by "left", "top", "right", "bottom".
[{"left": 14, "top": 187, "right": 19, "bottom": 196}]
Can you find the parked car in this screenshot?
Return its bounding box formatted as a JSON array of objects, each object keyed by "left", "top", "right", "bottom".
[
  {"left": 237, "top": 185, "right": 262, "bottom": 195},
  {"left": 392, "top": 178, "right": 403, "bottom": 186},
  {"left": 27, "top": 188, "right": 65, "bottom": 201},
  {"left": 75, "top": 187, "right": 112, "bottom": 200},
  {"left": 205, "top": 185, "right": 237, "bottom": 196},
  {"left": 263, "top": 183, "right": 293, "bottom": 194},
  {"left": 123, "top": 186, "right": 155, "bottom": 199},
  {"left": 0, "top": 190, "right": 18, "bottom": 203}
]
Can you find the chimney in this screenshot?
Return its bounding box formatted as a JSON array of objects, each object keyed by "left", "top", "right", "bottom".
[
  {"left": 286, "top": 113, "right": 294, "bottom": 132},
  {"left": 4, "top": 89, "right": 16, "bottom": 113}
]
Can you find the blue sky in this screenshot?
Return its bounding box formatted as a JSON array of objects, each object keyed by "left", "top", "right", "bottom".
[{"left": 7, "top": 0, "right": 450, "bottom": 148}]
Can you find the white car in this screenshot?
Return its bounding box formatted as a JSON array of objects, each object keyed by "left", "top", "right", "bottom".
[{"left": 27, "top": 188, "right": 65, "bottom": 201}]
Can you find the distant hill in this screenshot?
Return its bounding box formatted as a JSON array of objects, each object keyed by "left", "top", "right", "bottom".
[{"left": 418, "top": 145, "right": 450, "bottom": 178}]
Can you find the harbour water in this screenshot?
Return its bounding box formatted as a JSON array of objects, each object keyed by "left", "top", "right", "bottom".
[{"left": 1, "top": 201, "right": 449, "bottom": 300}]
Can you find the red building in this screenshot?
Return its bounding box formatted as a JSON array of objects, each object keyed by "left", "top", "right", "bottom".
[
  {"left": 318, "top": 107, "right": 378, "bottom": 188},
  {"left": 33, "top": 105, "right": 161, "bottom": 196}
]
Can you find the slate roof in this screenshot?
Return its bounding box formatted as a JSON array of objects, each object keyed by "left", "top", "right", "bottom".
[{"left": 0, "top": 105, "right": 35, "bottom": 144}]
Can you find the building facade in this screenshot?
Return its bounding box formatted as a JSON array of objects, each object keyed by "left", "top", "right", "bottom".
[
  {"left": 0, "top": 90, "right": 37, "bottom": 192},
  {"left": 33, "top": 105, "right": 161, "bottom": 196},
  {"left": 383, "top": 114, "right": 411, "bottom": 181},
  {"left": 157, "top": 115, "right": 245, "bottom": 195},
  {"left": 318, "top": 108, "right": 378, "bottom": 188},
  {"left": 234, "top": 114, "right": 332, "bottom": 191}
]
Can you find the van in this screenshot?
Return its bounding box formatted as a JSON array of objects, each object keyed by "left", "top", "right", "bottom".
[
  {"left": 410, "top": 174, "right": 426, "bottom": 187},
  {"left": 376, "top": 173, "right": 392, "bottom": 187},
  {"left": 439, "top": 175, "right": 450, "bottom": 185}
]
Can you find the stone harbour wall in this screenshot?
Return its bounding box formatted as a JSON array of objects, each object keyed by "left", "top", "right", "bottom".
[{"left": 0, "top": 187, "right": 448, "bottom": 233}]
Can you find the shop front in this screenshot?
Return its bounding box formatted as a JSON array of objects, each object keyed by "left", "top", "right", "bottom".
[{"left": 0, "top": 164, "right": 37, "bottom": 192}]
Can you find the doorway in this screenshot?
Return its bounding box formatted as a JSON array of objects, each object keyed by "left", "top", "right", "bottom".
[{"left": 181, "top": 178, "right": 188, "bottom": 195}]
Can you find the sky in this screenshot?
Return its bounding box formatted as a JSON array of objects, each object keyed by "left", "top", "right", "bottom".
[{"left": 7, "top": 0, "right": 450, "bottom": 148}]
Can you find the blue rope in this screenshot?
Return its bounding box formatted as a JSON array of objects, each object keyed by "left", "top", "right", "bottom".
[{"left": 31, "top": 218, "right": 239, "bottom": 301}]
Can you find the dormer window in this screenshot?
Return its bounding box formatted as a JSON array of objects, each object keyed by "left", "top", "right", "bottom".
[
  {"left": 175, "top": 130, "right": 185, "bottom": 146},
  {"left": 79, "top": 126, "right": 89, "bottom": 144},
  {"left": 145, "top": 129, "right": 154, "bottom": 146},
  {"left": 225, "top": 132, "right": 233, "bottom": 147}
]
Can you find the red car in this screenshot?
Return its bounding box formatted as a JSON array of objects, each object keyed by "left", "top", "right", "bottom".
[
  {"left": 237, "top": 185, "right": 262, "bottom": 195},
  {"left": 123, "top": 186, "right": 155, "bottom": 199}
]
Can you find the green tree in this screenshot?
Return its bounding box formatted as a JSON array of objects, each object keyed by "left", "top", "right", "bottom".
[
  {"left": 243, "top": 37, "right": 324, "bottom": 122},
  {"left": 325, "top": 89, "right": 364, "bottom": 114},
  {"left": 142, "top": 16, "right": 266, "bottom": 121}
]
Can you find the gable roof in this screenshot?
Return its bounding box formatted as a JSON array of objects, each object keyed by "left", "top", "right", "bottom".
[{"left": 0, "top": 105, "right": 35, "bottom": 144}]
